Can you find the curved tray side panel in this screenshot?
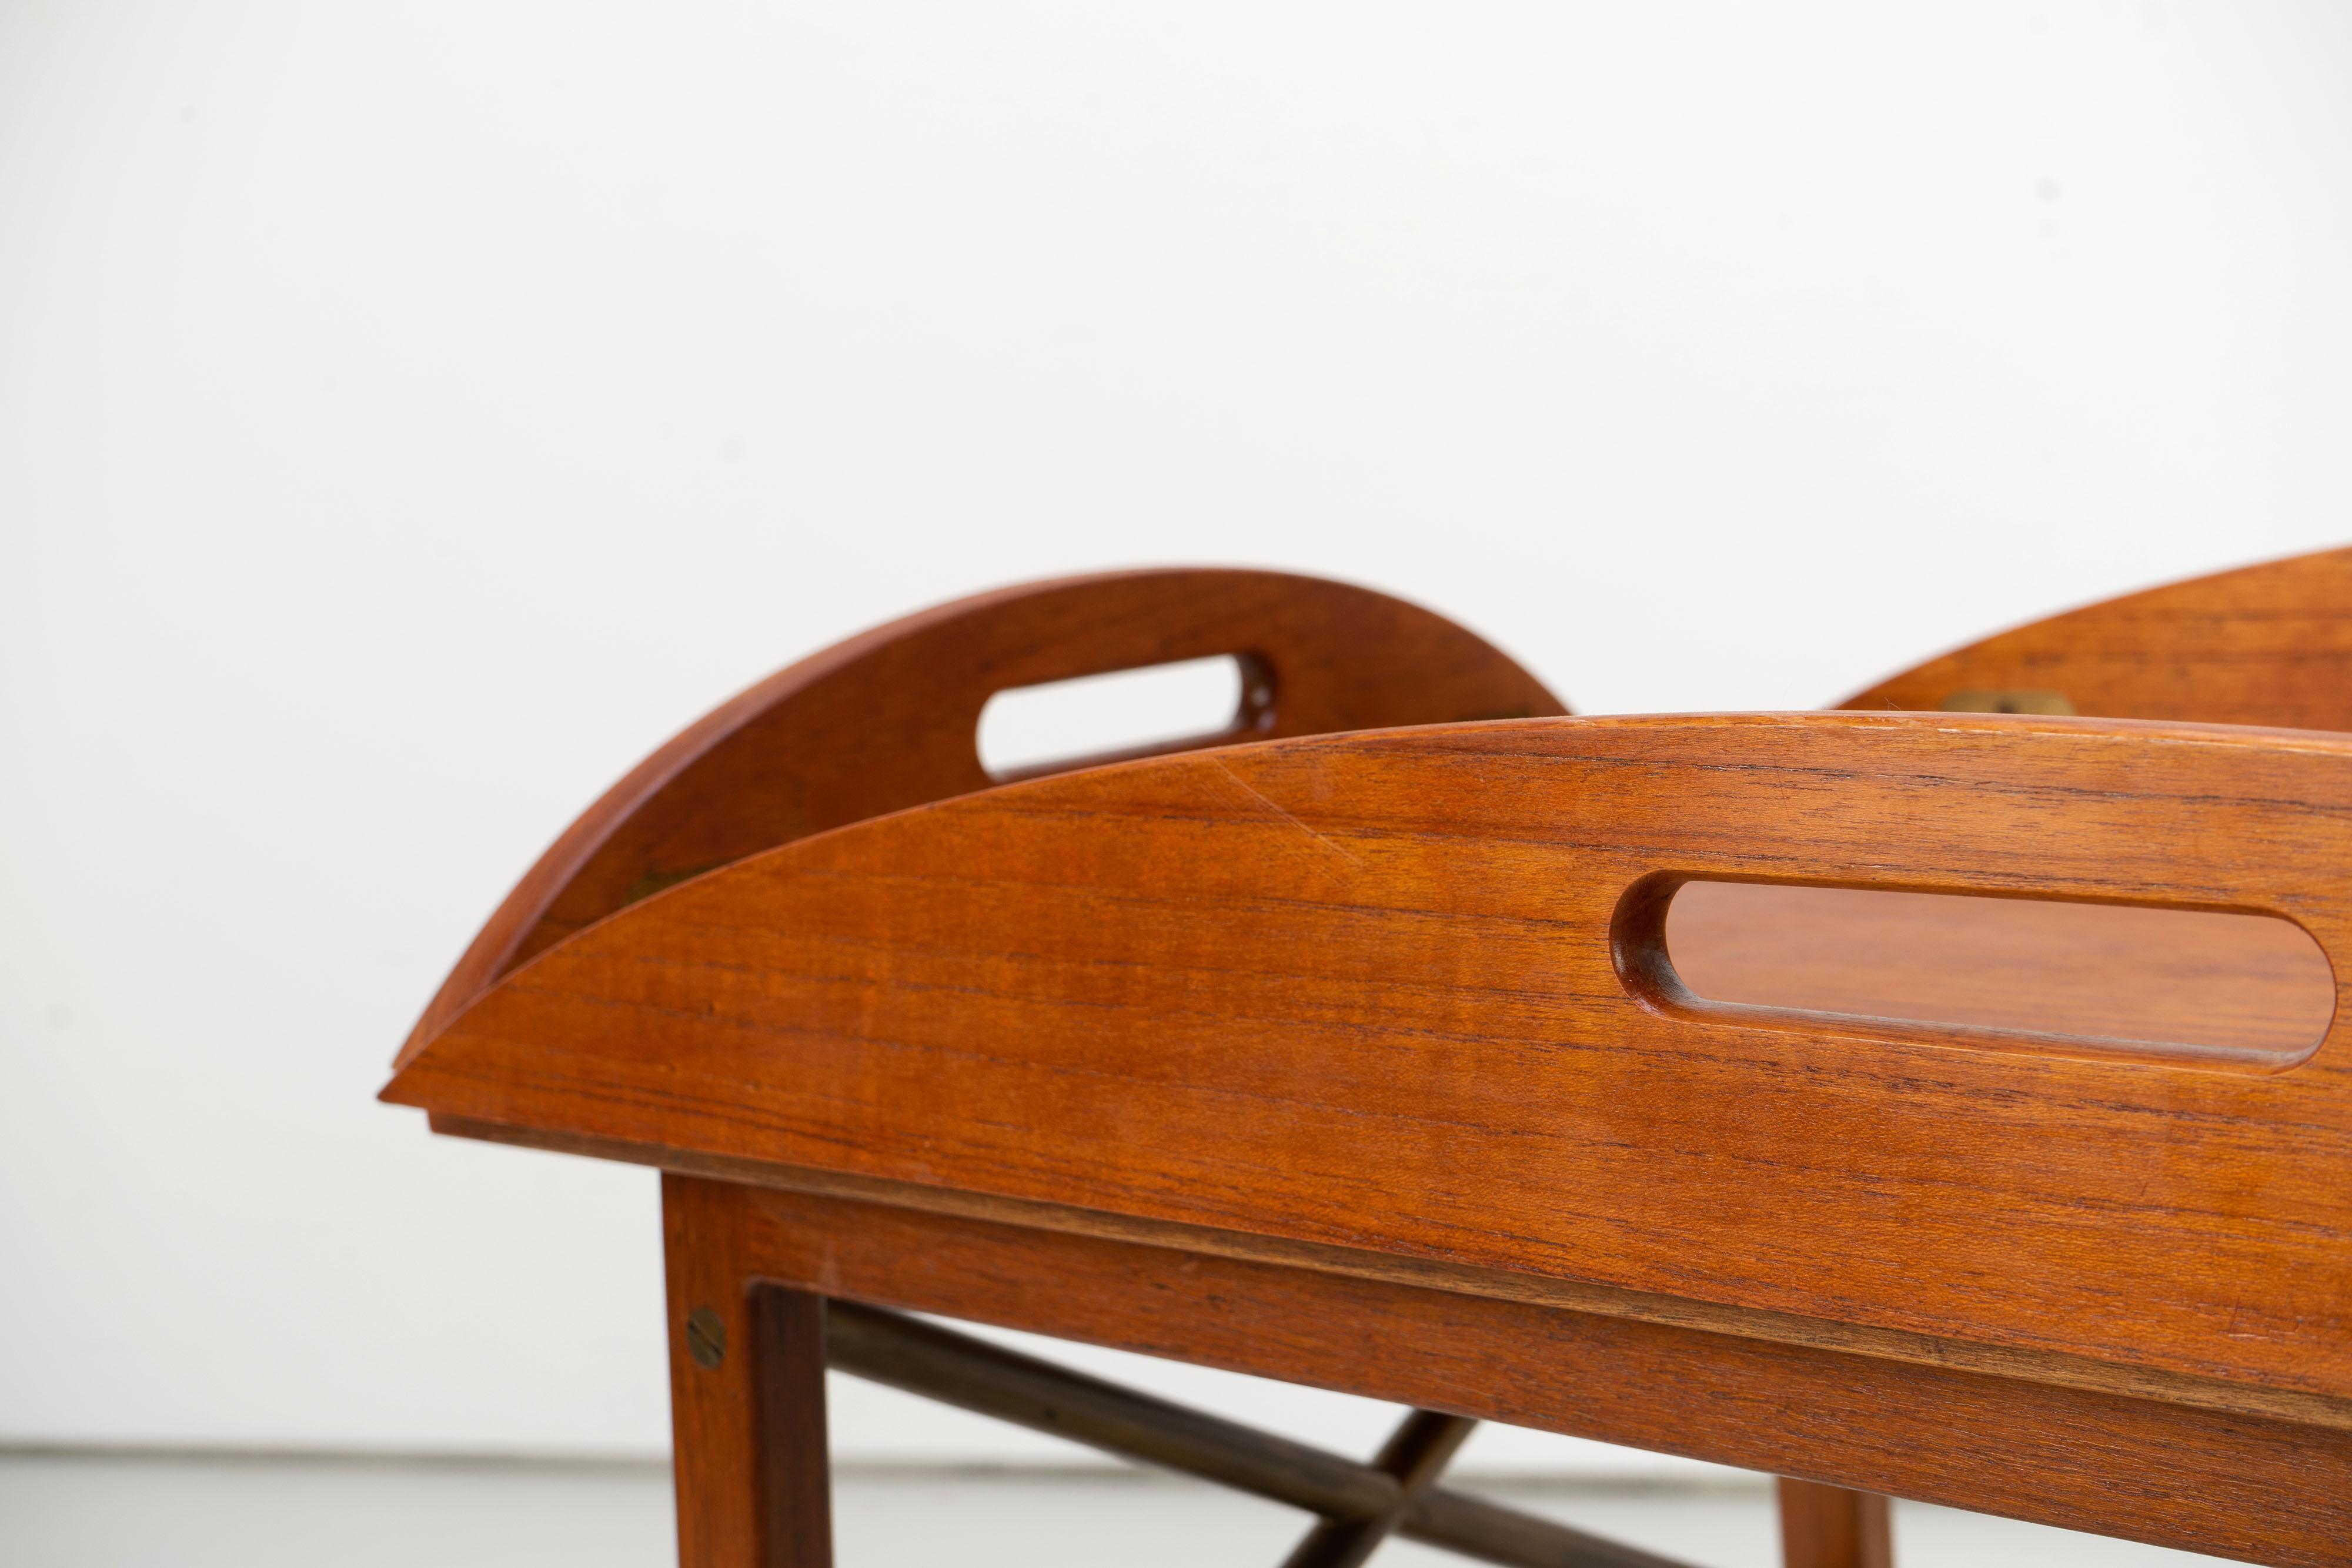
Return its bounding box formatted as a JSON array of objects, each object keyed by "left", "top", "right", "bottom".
[
  {"left": 386, "top": 710, "right": 2352, "bottom": 1399},
  {"left": 399, "top": 569, "right": 1563, "bottom": 1067},
  {"left": 1837, "top": 544, "right": 2352, "bottom": 728}
]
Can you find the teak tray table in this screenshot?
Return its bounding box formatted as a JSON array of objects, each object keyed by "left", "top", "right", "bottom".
[{"left": 384, "top": 549, "right": 2352, "bottom": 1568}]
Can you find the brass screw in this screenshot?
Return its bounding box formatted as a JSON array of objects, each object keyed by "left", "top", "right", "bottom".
[{"left": 686, "top": 1306, "right": 727, "bottom": 1369}]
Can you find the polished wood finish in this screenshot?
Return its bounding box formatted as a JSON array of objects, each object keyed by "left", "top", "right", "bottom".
[
  {"left": 606, "top": 573, "right": 1565, "bottom": 1568},
  {"left": 753, "top": 1289, "right": 832, "bottom": 1568},
  {"left": 392, "top": 710, "right": 2352, "bottom": 1402},
  {"left": 1777, "top": 1481, "right": 1892, "bottom": 1568},
  {"left": 668, "top": 1175, "right": 2352, "bottom": 1564},
  {"left": 398, "top": 558, "right": 2352, "bottom": 1566},
  {"left": 664, "top": 1176, "right": 766, "bottom": 1568},
  {"left": 1814, "top": 542, "right": 2352, "bottom": 1558},
  {"left": 449, "top": 1111, "right": 2352, "bottom": 1433},
  {"left": 1839, "top": 544, "right": 2352, "bottom": 728},
  {"left": 399, "top": 569, "right": 1563, "bottom": 1070},
  {"left": 1665, "top": 881, "right": 2333, "bottom": 1061}
]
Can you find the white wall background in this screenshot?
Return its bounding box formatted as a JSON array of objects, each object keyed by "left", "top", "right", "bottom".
[{"left": 4, "top": 0, "right": 2350, "bottom": 1470}]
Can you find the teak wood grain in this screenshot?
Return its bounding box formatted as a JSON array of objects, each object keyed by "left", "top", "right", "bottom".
[
  {"left": 1839, "top": 543, "right": 2352, "bottom": 728},
  {"left": 389, "top": 708, "right": 2352, "bottom": 1406},
  {"left": 664, "top": 1170, "right": 765, "bottom": 1568},
  {"left": 444, "top": 1109, "right": 2352, "bottom": 1432},
  {"left": 396, "top": 556, "right": 2352, "bottom": 1566},
  {"left": 1776, "top": 1481, "right": 1892, "bottom": 1568},
  {"left": 430, "top": 567, "right": 1608, "bottom": 1565},
  {"left": 1665, "top": 881, "right": 2332, "bottom": 1060},
  {"left": 398, "top": 568, "right": 1563, "bottom": 1069},
  {"left": 665, "top": 1175, "right": 2352, "bottom": 1566}
]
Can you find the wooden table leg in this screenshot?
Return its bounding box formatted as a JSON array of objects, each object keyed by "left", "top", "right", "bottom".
[
  {"left": 674, "top": 1168, "right": 1889, "bottom": 1568},
  {"left": 666, "top": 1175, "right": 834, "bottom": 1568},
  {"left": 754, "top": 1288, "right": 834, "bottom": 1568},
  {"left": 1778, "top": 1479, "right": 1892, "bottom": 1568}
]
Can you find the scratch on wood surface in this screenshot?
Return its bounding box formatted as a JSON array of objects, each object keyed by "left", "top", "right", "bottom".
[{"left": 1208, "top": 757, "right": 1365, "bottom": 869}]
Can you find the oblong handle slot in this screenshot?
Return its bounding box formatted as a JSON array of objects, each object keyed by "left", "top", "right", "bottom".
[
  {"left": 978, "top": 654, "right": 1273, "bottom": 783},
  {"left": 1623, "top": 879, "right": 2334, "bottom": 1071}
]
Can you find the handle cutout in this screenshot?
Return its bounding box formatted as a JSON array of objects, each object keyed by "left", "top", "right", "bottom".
[
  {"left": 1942, "top": 688, "right": 2076, "bottom": 715},
  {"left": 978, "top": 654, "right": 1272, "bottom": 783},
  {"left": 1619, "top": 878, "right": 2334, "bottom": 1071}
]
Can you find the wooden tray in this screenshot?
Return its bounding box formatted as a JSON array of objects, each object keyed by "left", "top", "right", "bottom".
[{"left": 386, "top": 550, "right": 2352, "bottom": 1568}]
